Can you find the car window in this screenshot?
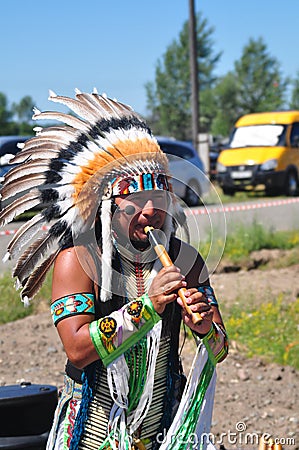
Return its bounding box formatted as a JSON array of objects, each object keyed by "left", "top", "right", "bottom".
[
  {"left": 0, "top": 139, "right": 27, "bottom": 157},
  {"left": 289, "top": 122, "right": 299, "bottom": 147},
  {"left": 229, "top": 124, "right": 287, "bottom": 148},
  {"left": 159, "top": 143, "right": 193, "bottom": 160}
]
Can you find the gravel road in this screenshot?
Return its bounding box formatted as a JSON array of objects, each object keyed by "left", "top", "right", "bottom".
[{"left": 0, "top": 262, "right": 298, "bottom": 449}]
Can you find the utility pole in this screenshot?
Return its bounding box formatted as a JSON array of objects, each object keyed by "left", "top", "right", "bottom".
[{"left": 188, "top": 0, "right": 199, "bottom": 151}]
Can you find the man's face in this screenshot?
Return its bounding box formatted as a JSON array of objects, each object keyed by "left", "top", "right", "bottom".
[{"left": 112, "top": 190, "right": 169, "bottom": 243}]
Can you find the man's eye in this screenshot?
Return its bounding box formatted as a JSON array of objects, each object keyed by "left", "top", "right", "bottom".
[{"left": 153, "top": 194, "right": 167, "bottom": 202}]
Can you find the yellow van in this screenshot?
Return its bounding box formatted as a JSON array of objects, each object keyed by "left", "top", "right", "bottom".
[{"left": 216, "top": 111, "right": 299, "bottom": 196}]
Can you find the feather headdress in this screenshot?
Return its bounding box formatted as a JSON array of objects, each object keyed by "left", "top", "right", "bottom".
[{"left": 0, "top": 89, "right": 172, "bottom": 304}]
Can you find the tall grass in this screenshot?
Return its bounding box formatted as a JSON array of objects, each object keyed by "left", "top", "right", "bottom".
[
  {"left": 199, "top": 222, "right": 299, "bottom": 264},
  {"left": 0, "top": 271, "right": 52, "bottom": 325},
  {"left": 225, "top": 295, "right": 299, "bottom": 370}
]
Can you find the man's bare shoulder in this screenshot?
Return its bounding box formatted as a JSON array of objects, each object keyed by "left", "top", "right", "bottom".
[{"left": 52, "top": 245, "right": 97, "bottom": 299}]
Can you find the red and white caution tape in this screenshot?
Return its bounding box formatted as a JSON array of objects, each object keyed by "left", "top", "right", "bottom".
[
  {"left": 185, "top": 197, "right": 299, "bottom": 216},
  {"left": 0, "top": 225, "right": 50, "bottom": 237}
]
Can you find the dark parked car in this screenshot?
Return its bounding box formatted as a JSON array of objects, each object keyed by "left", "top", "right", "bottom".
[
  {"left": 209, "top": 142, "right": 228, "bottom": 181},
  {"left": 0, "top": 136, "right": 32, "bottom": 184},
  {"left": 0, "top": 136, "right": 32, "bottom": 210},
  {"left": 157, "top": 136, "right": 209, "bottom": 206}
]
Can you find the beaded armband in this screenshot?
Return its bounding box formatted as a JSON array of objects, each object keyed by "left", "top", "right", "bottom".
[
  {"left": 89, "top": 293, "right": 161, "bottom": 367},
  {"left": 51, "top": 293, "right": 95, "bottom": 326},
  {"left": 203, "top": 323, "right": 229, "bottom": 364},
  {"left": 198, "top": 285, "right": 218, "bottom": 306}
]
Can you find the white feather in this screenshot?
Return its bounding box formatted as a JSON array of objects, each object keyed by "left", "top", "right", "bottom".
[
  {"left": 2, "top": 252, "right": 10, "bottom": 263},
  {"left": 58, "top": 206, "right": 85, "bottom": 236},
  {"left": 52, "top": 184, "right": 76, "bottom": 200},
  {"left": 100, "top": 199, "right": 113, "bottom": 302},
  {"left": 33, "top": 126, "right": 43, "bottom": 134},
  {"left": 0, "top": 190, "right": 41, "bottom": 225},
  {"left": 6, "top": 213, "right": 45, "bottom": 259},
  {"left": 48, "top": 89, "right": 57, "bottom": 98},
  {"left": 4, "top": 161, "right": 50, "bottom": 184},
  {"left": 12, "top": 148, "right": 60, "bottom": 164},
  {"left": 1, "top": 175, "right": 46, "bottom": 201},
  {"left": 48, "top": 93, "right": 99, "bottom": 122},
  {"left": 32, "top": 111, "right": 89, "bottom": 132},
  {"left": 22, "top": 296, "right": 30, "bottom": 307}
]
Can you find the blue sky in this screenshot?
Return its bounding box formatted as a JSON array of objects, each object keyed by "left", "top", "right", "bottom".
[{"left": 1, "top": 0, "right": 299, "bottom": 117}]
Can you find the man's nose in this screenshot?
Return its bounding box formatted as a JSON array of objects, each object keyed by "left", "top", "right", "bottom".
[{"left": 141, "top": 199, "right": 156, "bottom": 215}]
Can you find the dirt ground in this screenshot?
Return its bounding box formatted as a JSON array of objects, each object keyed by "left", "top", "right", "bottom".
[{"left": 0, "top": 257, "right": 298, "bottom": 449}]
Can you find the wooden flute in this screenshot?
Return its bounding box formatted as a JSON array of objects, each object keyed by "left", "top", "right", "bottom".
[{"left": 144, "top": 226, "right": 202, "bottom": 324}]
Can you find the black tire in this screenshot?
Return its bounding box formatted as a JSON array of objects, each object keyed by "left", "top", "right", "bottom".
[
  {"left": 184, "top": 181, "right": 201, "bottom": 206},
  {"left": 222, "top": 186, "right": 235, "bottom": 196},
  {"left": 265, "top": 186, "right": 279, "bottom": 197},
  {"left": 285, "top": 170, "right": 298, "bottom": 196}
]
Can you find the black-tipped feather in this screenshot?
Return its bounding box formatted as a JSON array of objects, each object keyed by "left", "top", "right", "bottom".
[
  {"left": 21, "top": 249, "right": 60, "bottom": 300},
  {"left": 0, "top": 190, "right": 41, "bottom": 226},
  {"left": 12, "top": 146, "right": 61, "bottom": 164},
  {"left": 4, "top": 160, "right": 50, "bottom": 184},
  {"left": 6, "top": 213, "right": 46, "bottom": 260},
  {"left": 49, "top": 93, "right": 99, "bottom": 122},
  {"left": 1, "top": 174, "right": 46, "bottom": 200},
  {"left": 13, "top": 233, "right": 58, "bottom": 283},
  {"left": 32, "top": 110, "right": 89, "bottom": 131}
]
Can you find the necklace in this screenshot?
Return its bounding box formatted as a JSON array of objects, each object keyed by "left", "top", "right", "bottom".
[{"left": 113, "top": 240, "right": 154, "bottom": 302}]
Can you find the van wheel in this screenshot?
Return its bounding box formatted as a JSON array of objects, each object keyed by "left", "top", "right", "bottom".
[
  {"left": 285, "top": 171, "right": 298, "bottom": 196},
  {"left": 265, "top": 187, "right": 279, "bottom": 197},
  {"left": 222, "top": 187, "right": 235, "bottom": 196},
  {"left": 184, "top": 181, "right": 201, "bottom": 206}
]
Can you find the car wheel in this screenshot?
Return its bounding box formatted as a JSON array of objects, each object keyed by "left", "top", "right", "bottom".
[
  {"left": 285, "top": 170, "right": 298, "bottom": 196},
  {"left": 222, "top": 187, "right": 235, "bottom": 196},
  {"left": 184, "top": 181, "right": 201, "bottom": 207}
]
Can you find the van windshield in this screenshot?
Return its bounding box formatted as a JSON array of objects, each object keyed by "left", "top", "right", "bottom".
[{"left": 229, "top": 124, "right": 287, "bottom": 148}]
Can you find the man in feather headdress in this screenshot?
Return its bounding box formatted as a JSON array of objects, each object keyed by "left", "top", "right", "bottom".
[{"left": 0, "top": 90, "right": 228, "bottom": 450}]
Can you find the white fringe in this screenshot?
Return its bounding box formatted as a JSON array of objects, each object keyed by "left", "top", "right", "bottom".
[
  {"left": 107, "top": 321, "right": 162, "bottom": 450},
  {"left": 159, "top": 343, "right": 217, "bottom": 450},
  {"left": 128, "top": 321, "right": 162, "bottom": 434},
  {"left": 100, "top": 199, "right": 113, "bottom": 302}
]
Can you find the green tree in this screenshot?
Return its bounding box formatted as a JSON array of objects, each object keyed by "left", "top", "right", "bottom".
[
  {"left": 145, "top": 13, "right": 221, "bottom": 140},
  {"left": 0, "top": 93, "right": 35, "bottom": 136},
  {"left": 12, "top": 95, "right": 35, "bottom": 123},
  {"left": 210, "top": 38, "right": 290, "bottom": 137},
  {"left": 210, "top": 72, "right": 239, "bottom": 137},
  {"left": 11, "top": 95, "right": 35, "bottom": 136},
  {"left": 290, "top": 71, "right": 299, "bottom": 110},
  {"left": 234, "top": 37, "right": 288, "bottom": 113},
  {"left": 0, "top": 92, "right": 13, "bottom": 130}
]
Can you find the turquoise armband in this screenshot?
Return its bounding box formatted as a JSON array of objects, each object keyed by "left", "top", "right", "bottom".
[
  {"left": 89, "top": 293, "right": 161, "bottom": 367},
  {"left": 51, "top": 293, "right": 95, "bottom": 326}
]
